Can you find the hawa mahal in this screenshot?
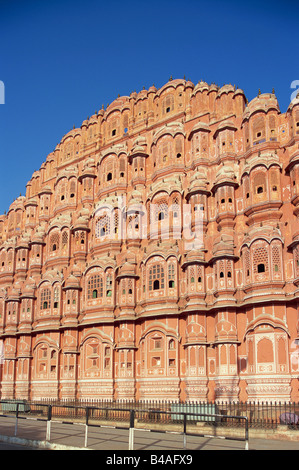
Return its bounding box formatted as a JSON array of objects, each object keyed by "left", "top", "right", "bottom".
[{"left": 0, "top": 77, "right": 299, "bottom": 403}]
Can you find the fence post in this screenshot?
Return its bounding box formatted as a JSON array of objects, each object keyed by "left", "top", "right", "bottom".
[
  {"left": 183, "top": 413, "right": 187, "bottom": 449},
  {"left": 129, "top": 409, "right": 135, "bottom": 450},
  {"left": 85, "top": 407, "right": 89, "bottom": 448},
  {"left": 46, "top": 405, "right": 52, "bottom": 442},
  {"left": 14, "top": 402, "right": 19, "bottom": 437},
  {"left": 244, "top": 417, "right": 249, "bottom": 450}
]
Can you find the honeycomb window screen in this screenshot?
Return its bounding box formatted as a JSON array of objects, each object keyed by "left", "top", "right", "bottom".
[
  {"left": 95, "top": 215, "right": 111, "bottom": 238},
  {"left": 171, "top": 196, "right": 180, "bottom": 219},
  {"left": 244, "top": 249, "right": 251, "bottom": 278},
  {"left": 156, "top": 200, "right": 168, "bottom": 221},
  {"left": 253, "top": 247, "right": 269, "bottom": 273},
  {"left": 50, "top": 233, "right": 59, "bottom": 251},
  {"left": 272, "top": 245, "right": 281, "bottom": 273},
  {"left": 113, "top": 211, "right": 119, "bottom": 235},
  {"left": 189, "top": 266, "right": 195, "bottom": 284},
  {"left": 62, "top": 231, "right": 68, "bottom": 248}
]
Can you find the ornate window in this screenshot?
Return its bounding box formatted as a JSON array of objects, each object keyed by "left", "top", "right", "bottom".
[
  {"left": 87, "top": 274, "right": 103, "bottom": 299},
  {"left": 50, "top": 232, "right": 59, "bottom": 252},
  {"left": 62, "top": 231, "right": 68, "bottom": 250},
  {"left": 162, "top": 94, "right": 174, "bottom": 114},
  {"left": 149, "top": 264, "right": 165, "bottom": 291},
  {"left": 40, "top": 288, "right": 51, "bottom": 310},
  {"left": 95, "top": 214, "right": 111, "bottom": 238},
  {"left": 53, "top": 286, "right": 59, "bottom": 309},
  {"left": 252, "top": 116, "right": 265, "bottom": 144},
  {"left": 168, "top": 263, "right": 175, "bottom": 288},
  {"left": 253, "top": 247, "right": 269, "bottom": 274},
  {"left": 253, "top": 173, "right": 267, "bottom": 196},
  {"left": 69, "top": 179, "right": 76, "bottom": 199}
]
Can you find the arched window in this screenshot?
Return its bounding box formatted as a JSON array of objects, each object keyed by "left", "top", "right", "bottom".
[
  {"left": 53, "top": 286, "right": 59, "bottom": 309},
  {"left": 162, "top": 94, "right": 174, "bottom": 114},
  {"left": 95, "top": 215, "right": 110, "bottom": 238},
  {"left": 168, "top": 263, "right": 175, "bottom": 288},
  {"left": 149, "top": 264, "right": 165, "bottom": 291},
  {"left": 106, "top": 275, "right": 112, "bottom": 297},
  {"left": 253, "top": 246, "right": 269, "bottom": 274},
  {"left": 40, "top": 288, "right": 51, "bottom": 310},
  {"left": 50, "top": 233, "right": 59, "bottom": 252},
  {"left": 69, "top": 179, "right": 76, "bottom": 199},
  {"left": 253, "top": 172, "right": 267, "bottom": 196},
  {"left": 62, "top": 231, "right": 68, "bottom": 249},
  {"left": 88, "top": 274, "right": 103, "bottom": 299}
]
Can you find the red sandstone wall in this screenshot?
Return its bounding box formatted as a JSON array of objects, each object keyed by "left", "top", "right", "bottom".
[{"left": 0, "top": 78, "right": 298, "bottom": 402}]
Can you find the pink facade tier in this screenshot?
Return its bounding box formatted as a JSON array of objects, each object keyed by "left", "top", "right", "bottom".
[{"left": 0, "top": 78, "right": 299, "bottom": 403}]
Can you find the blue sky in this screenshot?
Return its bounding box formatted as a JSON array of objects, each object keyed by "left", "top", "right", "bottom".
[{"left": 0, "top": 0, "right": 298, "bottom": 215}]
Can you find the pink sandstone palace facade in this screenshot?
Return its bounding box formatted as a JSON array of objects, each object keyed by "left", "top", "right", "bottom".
[{"left": 0, "top": 77, "right": 299, "bottom": 403}]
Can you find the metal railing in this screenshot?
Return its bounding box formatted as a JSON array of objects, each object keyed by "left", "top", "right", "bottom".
[
  {"left": 0, "top": 399, "right": 250, "bottom": 450},
  {"left": 24, "top": 398, "right": 299, "bottom": 430}
]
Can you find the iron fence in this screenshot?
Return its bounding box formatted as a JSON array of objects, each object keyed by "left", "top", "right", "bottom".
[
  {"left": 0, "top": 399, "right": 250, "bottom": 450},
  {"left": 3, "top": 398, "right": 297, "bottom": 430}
]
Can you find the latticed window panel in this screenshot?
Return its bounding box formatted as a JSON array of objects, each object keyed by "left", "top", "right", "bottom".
[
  {"left": 253, "top": 247, "right": 269, "bottom": 273},
  {"left": 244, "top": 249, "right": 251, "bottom": 279},
  {"left": 40, "top": 288, "right": 51, "bottom": 310},
  {"left": 50, "top": 232, "right": 59, "bottom": 251},
  {"left": 87, "top": 274, "right": 103, "bottom": 299},
  {"left": 272, "top": 245, "right": 281, "bottom": 273},
  {"left": 168, "top": 263, "right": 175, "bottom": 288},
  {"left": 156, "top": 200, "right": 169, "bottom": 221},
  {"left": 168, "top": 263, "right": 175, "bottom": 280},
  {"left": 53, "top": 287, "right": 59, "bottom": 303},
  {"left": 189, "top": 265, "right": 203, "bottom": 290},
  {"left": 95, "top": 215, "right": 111, "bottom": 238},
  {"left": 106, "top": 274, "right": 113, "bottom": 296},
  {"left": 149, "top": 264, "right": 165, "bottom": 291},
  {"left": 62, "top": 231, "right": 68, "bottom": 248}
]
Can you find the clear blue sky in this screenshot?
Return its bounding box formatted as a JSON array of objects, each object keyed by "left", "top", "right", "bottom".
[{"left": 0, "top": 0, "right": 298, "bottom": 215}]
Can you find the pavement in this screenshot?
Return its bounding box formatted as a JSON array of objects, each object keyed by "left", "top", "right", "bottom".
[{"left": 0, "top": 415, "right": 298, "bottom": 452}]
